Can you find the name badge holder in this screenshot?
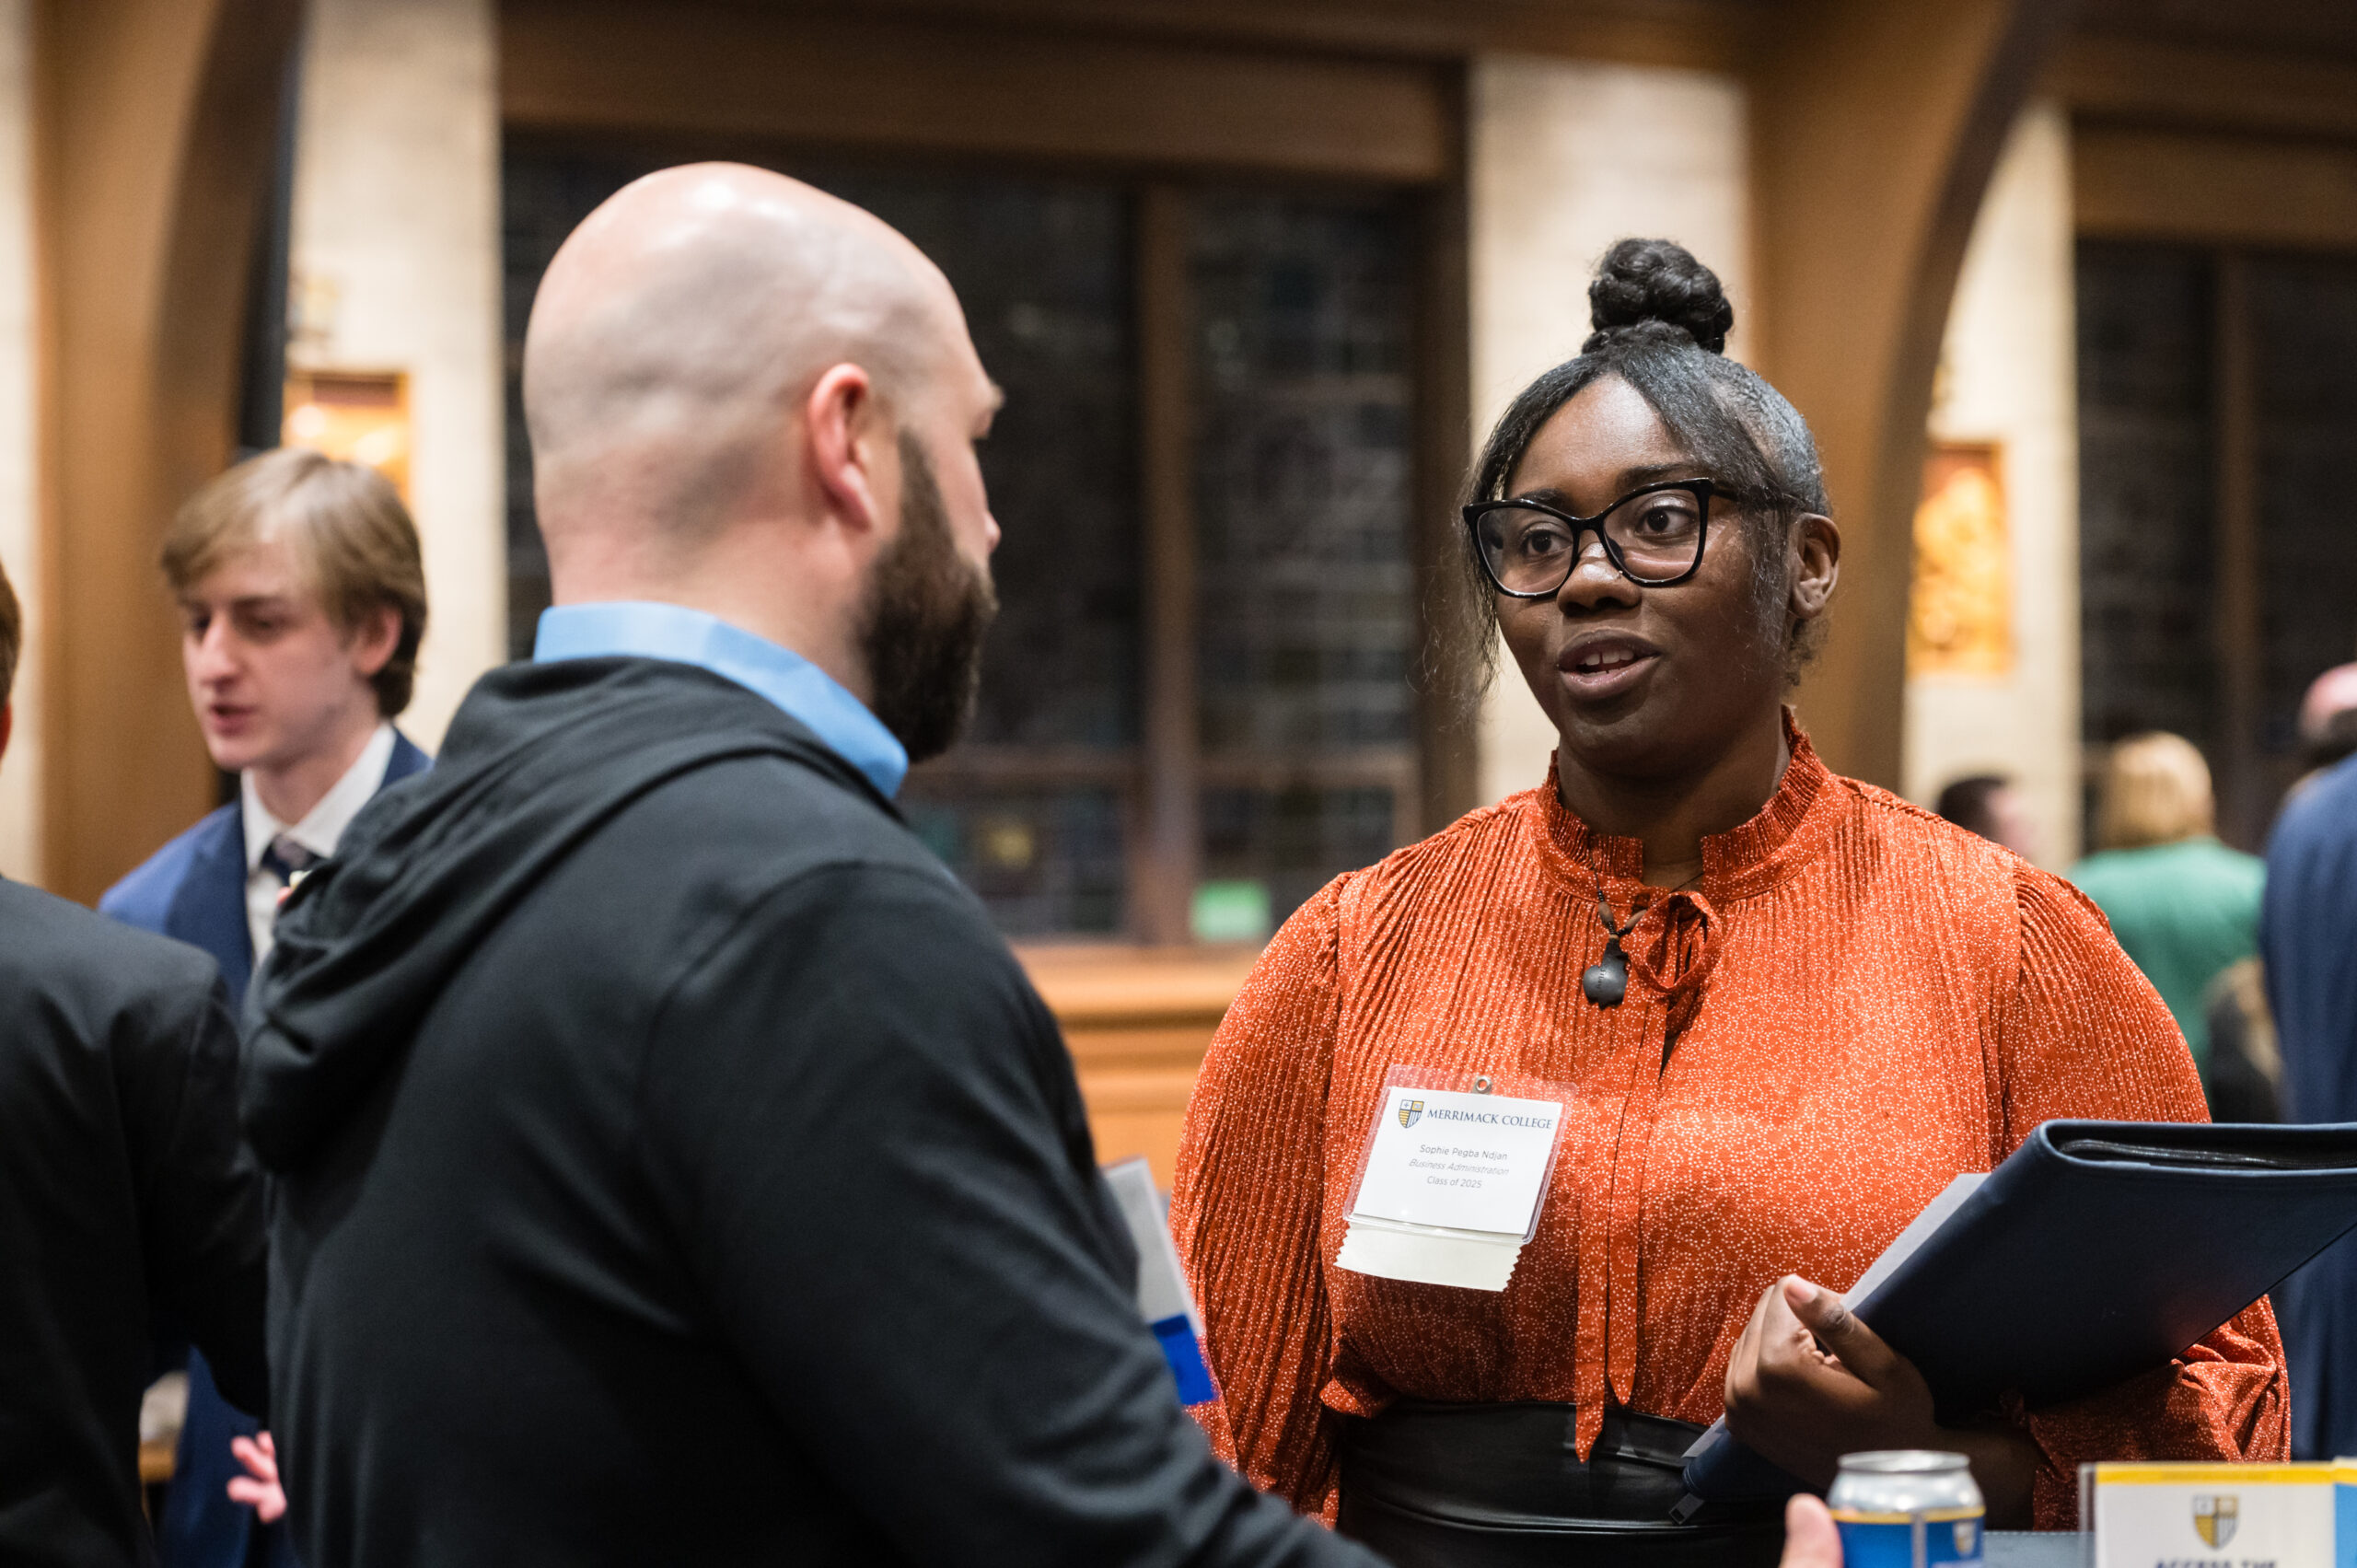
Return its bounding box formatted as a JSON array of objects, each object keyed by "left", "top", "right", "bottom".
[{"left": 1334, "top": 1064, "right": 1572, "bottom": 1293}]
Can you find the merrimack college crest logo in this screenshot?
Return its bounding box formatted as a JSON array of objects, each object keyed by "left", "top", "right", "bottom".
[
  {"left": 1399, "top": 1099, "right": 1424, "bottom": 1128},
  {"left": 2192, "top": 1494, "right": 2238, "bottom": 1549}
]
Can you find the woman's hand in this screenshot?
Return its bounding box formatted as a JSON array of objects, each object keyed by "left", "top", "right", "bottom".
[
  {"left": 1723, "top": 1275, "right": 2038, "bottom": 1527},
  {"left": 1723, "top": 1274, "right": 1937, "bottom": 1478}
]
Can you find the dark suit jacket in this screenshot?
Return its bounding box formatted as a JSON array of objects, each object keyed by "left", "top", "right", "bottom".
[
  {"left": 102, "top": 731, "right": 431, "bottom": 1009},
  {"left": 98, "top": 730, "right": 428, "bottom": 1568},
  {"left": 0, "top": 879, "right": 266, "bottom": 1568}
]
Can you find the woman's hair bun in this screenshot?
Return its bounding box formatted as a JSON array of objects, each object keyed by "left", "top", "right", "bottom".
[{"left": 1585, "top": 238, "right": 1734, "bottom": 355}]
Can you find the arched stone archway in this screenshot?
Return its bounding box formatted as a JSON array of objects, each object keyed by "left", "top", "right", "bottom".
[
  {"left": 1750, "top": 0, "right": 2075, "bottom": 788},
  {"left": 34, "top": 0, "right": 304, "bottom": 901}
]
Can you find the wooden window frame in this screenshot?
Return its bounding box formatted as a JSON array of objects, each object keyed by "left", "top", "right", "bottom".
[
  {"left": 502, "top": 6, "right": 1475, "bottom": 944},
  {"left": 902, "top": 171, "right": 1469, "bottom": 943},
  {"left": 2212, "top": 250, "right": 2263, "bottom": 849},
  {"left": 2075, "top": 238, "right": 2357, "bottom": 850}
]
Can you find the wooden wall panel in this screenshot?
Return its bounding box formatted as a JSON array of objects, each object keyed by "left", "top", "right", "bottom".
[
  {"left": 33, "top": 0, "right": 305, "bottom": 902},
  {"left": 797, "top": 0, "right": 1764, "bottom": 75},
  {"left": 2075, "top": 125, "right": 2357, "bottom": 253},
  {"left": 2053, "top": 36, "right": 2357, "bottom": 146},
  {"left": 501, "top": 0, "right": 1451, "bottom": 183},
  {"left": 1017, "top": 945, "right": 1257, "bottom": 1185}
]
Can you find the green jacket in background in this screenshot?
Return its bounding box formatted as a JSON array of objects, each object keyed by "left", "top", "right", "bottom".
[{"left": 2068, "top": 836, "right": 2265, "bottom": 1063}]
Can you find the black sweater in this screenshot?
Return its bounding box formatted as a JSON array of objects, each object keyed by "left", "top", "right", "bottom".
[
  {"left": 0, "top": 880, "right": 267, "bottom": 1568},
  {"left": 245, "top": 657, "right": 1379, "bottom": 1568}
]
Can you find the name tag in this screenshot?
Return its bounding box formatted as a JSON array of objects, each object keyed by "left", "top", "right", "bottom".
[
  {"left": 2089, "top": 1461, "right": 2341, "bottom": 1568},
  {"left": 1336, "top": 1080, "right": 1566, "bottom": 1293}
]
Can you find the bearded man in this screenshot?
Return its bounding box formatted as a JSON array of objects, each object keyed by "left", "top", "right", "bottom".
[{"left": 238, "top": 165, "right": 1383, "bottom": 1567}]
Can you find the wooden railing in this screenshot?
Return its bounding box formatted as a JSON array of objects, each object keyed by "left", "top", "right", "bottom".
[{"left": 1015, "top": 945, "right": 1260, "bottom": 1188}]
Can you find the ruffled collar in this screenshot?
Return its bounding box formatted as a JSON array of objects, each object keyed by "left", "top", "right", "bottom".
[
  {"left": 1538, "top": 710, "right": 1835, "bottom": 896},
  {"left": 1532, "top": 711, "right": 1845, "bottom": 1014}
]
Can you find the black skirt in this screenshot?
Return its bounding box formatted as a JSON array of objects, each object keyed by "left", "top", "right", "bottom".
[{"left": 1335, "top": 1402, "right": 1787, "bottom": 1568}]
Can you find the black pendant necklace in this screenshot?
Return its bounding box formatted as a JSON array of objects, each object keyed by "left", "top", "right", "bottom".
[
  {"left": 1580, "top": 848, "right": 1703, "bottom": 1008},
  {"left": 1583, "top": 889, "right": 1643, "bottom": 1006}
]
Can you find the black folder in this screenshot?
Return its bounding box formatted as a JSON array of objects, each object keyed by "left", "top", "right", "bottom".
[{"left": 1679, "top": 1120, "right": 2357, "bottom": 1506}]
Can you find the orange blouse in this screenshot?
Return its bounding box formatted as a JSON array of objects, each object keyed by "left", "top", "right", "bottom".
[{"left": 1171, "top": 727, "right": 2287, "bottom": 1531}]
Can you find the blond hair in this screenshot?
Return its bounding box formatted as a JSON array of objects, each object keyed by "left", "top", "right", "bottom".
[
  {"left": 2096, "top": 732, "right": 2215, "bottom": 850},
  {"left": 0, "top": 546, "right": 18, "bottom": 708},
  {"left": 162, "top": 448, "right": 427, "bottom": 716}
]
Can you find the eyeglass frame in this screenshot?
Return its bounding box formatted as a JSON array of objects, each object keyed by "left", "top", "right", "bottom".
[{"left": 1463, "top": 478, "right": 1720, "bottom": 597}]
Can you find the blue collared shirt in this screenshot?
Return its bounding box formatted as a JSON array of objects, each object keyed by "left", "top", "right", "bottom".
[{"left": 533, "top": 601, "right": 909, "bottom": 798}]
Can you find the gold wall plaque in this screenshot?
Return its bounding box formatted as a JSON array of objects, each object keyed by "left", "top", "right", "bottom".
[
  {"left": 283, "top": 369, "right": 411, "bottom": 499},
  {"left": 1908, "top": 441, "right": 2011, "bottom": 678}
]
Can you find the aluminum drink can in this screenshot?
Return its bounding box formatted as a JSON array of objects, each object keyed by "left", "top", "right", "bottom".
[{"left": 1829, "top": 1450, "right": 1986, "bottom": 1568}]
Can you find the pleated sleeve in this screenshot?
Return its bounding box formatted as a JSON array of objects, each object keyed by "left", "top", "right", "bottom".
[
  {"left": 1171, "top": 878, "right": 1350, "bottom": 1521},
  {"left": 1994, "top": 867, "right": 2290, "bottom": 1527}
]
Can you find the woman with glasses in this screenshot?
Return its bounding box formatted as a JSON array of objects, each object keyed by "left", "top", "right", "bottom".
[{"left": 1169, "top": 239, "right": 2284, "bottom": 1566}]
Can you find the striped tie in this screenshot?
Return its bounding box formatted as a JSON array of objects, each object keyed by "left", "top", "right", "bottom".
[{"left": 259, "top": 833, "right": 319, "bottom": 888}]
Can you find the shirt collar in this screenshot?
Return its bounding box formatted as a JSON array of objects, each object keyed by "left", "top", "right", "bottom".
[
  {"left": 1541, "top": 708, "right": 1840, "bottom": 904},
  {"left": 531, "top": 601, "right": 909, "bottom": 799},
  {"left": 241, "top": 721, "right": 399, "bottom": 873}
]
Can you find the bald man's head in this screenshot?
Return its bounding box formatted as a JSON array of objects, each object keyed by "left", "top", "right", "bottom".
[
  {"left": 522, "top": 163, "right": 969, "bottom": 556},
  {"left": 520, "top": 162, "right": 1004, "bottom": 761}
]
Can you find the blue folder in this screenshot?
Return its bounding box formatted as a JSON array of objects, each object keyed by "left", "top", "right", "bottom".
[{"left": 1680, "top": 1120, "right": 2357, "bottom": 1507}]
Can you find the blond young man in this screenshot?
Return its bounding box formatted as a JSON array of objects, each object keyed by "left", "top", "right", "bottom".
[
  {"left": 101, "top": 447, "right": 429, "bottom": 1568},
  {"left": 106, "top": 447, "right": 431, "bottom": 985}
]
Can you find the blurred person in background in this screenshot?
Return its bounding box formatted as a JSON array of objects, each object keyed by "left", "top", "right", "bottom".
[
  {"left": 99, "top": 448, "right": 431, "bottom": 1568},
  {"left": 2213, "top": 664, "right": 2357, "bottom": 1132},
  {"left": 1172, "top": 239, "right": 2280, "bottom": 1562},
  {"left": 1933, "top": 772, "right": 2038, "bottom": 860},
  {"left": 2067, "top": 732, "right": 2262, "bottom": 1074},
  {"left": 2259, "top": 703, "right": 2357, "bottom": 1458},
  {"left": 0, "top": 548, "right": 272, "bottom": 1568},
  {"left": 2294, "top": 662, "right": 2357, "bottom": 788},
  {"left": 2200, "top": 958, "right": 2281, "bottom": 1123}
]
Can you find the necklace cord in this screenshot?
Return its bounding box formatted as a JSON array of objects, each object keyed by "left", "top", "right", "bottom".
[
  {"left": 1586, "top": 842, "right": 1705, "bottom": 936},
  {"left": 1581, "top": 836, "right": 1719, "bottom": 1014}
]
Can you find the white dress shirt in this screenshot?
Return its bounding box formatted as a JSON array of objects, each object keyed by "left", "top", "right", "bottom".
[{"left": 241, "top": 722, "right": 396, "bottom": 969}]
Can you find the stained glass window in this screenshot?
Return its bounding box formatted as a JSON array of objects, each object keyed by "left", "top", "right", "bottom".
[
  {"left": 2250, "top": 254, "right": 2357, "bottom": 757},
  {"left": 2076, "top": 242, "right": 2217, "bottom": 754},
  {"left": 822, "top": 171, "right": 1141, "bottom": 937},
  {"left": 2076, "top": 240, "right": 2357, "bottom": 844},
  {"left": 1191, "top": 192, "right": 1418, "bottom": 930},
  {"left": 505, "top": 148, "right": 1434, "bottom": 940}
]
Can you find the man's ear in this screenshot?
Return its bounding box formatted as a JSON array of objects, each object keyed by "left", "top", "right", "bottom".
[
  {"left": 804, "top": 362, "right": 893, "bottom": 539},
  {"left": 346, "top": 606, "right": 401, "bottom": 680}
]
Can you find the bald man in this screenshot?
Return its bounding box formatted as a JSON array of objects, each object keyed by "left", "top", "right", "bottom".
[{"left": 238, "top": 166, "right": 1382, "bottom": 1566}]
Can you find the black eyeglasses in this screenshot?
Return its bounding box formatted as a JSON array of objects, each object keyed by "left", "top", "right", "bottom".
[{"left": 1465, "top": 479, "right": 1717, "bottom": 597}]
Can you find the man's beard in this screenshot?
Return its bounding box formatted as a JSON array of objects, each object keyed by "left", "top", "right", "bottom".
[{"left": 859, "top": 432, "right": 998, "bottom": 764}]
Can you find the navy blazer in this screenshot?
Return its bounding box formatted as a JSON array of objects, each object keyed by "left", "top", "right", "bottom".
[
  {"left": 102, "top": 731, "right": 430, "bottom": 1009},
  {"left": 99, "top": 729, "right": 427, "bottom": 1568}
]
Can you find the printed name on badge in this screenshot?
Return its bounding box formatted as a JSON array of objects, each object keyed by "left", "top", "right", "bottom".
[{"left": 1335, "top": 1082, "right": 1566, "bottom": 1293}]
